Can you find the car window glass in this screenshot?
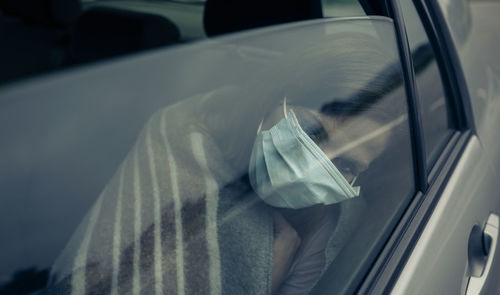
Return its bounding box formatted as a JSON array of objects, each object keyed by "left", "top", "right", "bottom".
[
  {"left": 0, "top": 0, "right": 424, "bottom": 287},
  {"left": 0, "top": 18, "right": 417, "bottom": 295},
  {"left": 399, "top": 0, "right": 455, "bottom": 170}
]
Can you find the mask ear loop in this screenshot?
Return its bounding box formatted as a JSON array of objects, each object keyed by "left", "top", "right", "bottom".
[
  {"left": 350, "top": 175, "right": 358, "bottom": 186},
  {"left": 257, "top": 96, "right": 289, "bottom": 134},
  {"left": 256, "top": 119, "right": 263, "bottom": 134},
  {"left": 283, "top": 96, "right": 288, "bottom": 119},
  {"left": 257, "top": 96, "right": 288, "bottom": 134}
]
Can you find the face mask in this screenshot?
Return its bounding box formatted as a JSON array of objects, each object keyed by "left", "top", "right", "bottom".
[{"left": 248, "top": 107, "right": 360, "bottom": 209}]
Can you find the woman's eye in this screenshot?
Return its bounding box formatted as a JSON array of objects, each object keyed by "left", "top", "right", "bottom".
[
  {"left": 308, "top": 127, "right": 327, "bottom": 143},
  {"left": 341, "top": 163, "right": 352, "bottom": 173},
  {"left": 333, "top": 158, "right": 356, "bottom": 175},
  {"left": 295, "top": 109, "right": 329, "bottom": 145}
]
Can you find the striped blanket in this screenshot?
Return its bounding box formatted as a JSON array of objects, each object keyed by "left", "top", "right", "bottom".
[
  {"left": 45, "top": 90, "right": 275, "bottom": 295},
  {"left": 44, "top": 88, "right": 365, "bottom": 295}
]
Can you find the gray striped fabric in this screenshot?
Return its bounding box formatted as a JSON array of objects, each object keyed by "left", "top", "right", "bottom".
[
  {"left": 45, "top": 89, "right": 364, "bottom": 295},
  {"left": 46, "top": 91, "right": 274, "bottom": 295}
]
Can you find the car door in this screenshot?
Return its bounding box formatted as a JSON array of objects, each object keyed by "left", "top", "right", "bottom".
[{"left": 359, "top": 0, "right": 500, "bottom": 294}]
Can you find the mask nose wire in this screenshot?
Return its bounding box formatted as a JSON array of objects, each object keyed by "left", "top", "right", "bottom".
[
  {"left": 256, "top": 120, "right": 263, "bottom": 134},
  {"left": 350, "top": 175, "right": 358, "bottom": 186},
  {"left": 257, "top": 96, "right": 289, "bottom": 134}
]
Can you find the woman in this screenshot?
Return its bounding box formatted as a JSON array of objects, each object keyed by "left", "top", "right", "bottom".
[{"left": 249, "top": 98, "right": 391, "bottom": 294}]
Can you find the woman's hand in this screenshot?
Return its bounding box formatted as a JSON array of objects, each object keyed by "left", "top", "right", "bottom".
[{"left": 271, "top": 211, "right": 301, "bottom": 294}]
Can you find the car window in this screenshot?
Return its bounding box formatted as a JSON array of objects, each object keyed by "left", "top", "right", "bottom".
[
  {"left": 0, "top": 4, "right": 419, "bottom": 295},
  {"left": 399, "top": 0, "right": 455, "bottom": 171},
  {"left": 0, "top": 18, "right": 415, "bottom": 295}
]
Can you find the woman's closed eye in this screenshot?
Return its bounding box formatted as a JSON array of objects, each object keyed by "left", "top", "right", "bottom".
[
  {"left": 332, "top": 157, "right": 359, "bottom": 181},
  {"left": 294, "top": 108, "right": 329, "bottom": 145}
]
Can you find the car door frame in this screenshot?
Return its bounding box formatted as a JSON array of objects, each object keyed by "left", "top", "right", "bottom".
[{"left": 356, "top": 0, "right": 476, "bottom": 293}]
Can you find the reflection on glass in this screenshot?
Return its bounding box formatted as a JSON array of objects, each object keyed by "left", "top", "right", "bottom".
[{"left": 4, "top": 19, "right": 415, "bottom": 295}]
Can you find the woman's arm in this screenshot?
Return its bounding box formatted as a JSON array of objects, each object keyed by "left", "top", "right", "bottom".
[{"left": 271, "top": 211, "right": 301, "bottom": 294}]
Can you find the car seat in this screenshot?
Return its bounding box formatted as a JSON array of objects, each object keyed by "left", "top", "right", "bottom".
[
  {"left": 203, "top": 0, "right": 323, "bottom": 36},
  {"left": 70, "top": 6, "right": 181, "bottom": 65},
  {"left": 0, "top": 1, "right": 181, "bottom": 83},
  {"left": 0, "top": 0, "right": 80, "bottom": 83}
]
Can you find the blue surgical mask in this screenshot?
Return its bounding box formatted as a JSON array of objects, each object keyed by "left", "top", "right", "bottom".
[{"left": 248, "top": 108, "right": 360, "bottom": 209}]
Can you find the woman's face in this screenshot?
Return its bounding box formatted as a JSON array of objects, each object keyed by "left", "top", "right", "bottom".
[
  {"left": 259, "top": 103, "right": 390, "bottom": 185},
  {"left": 316, "top": 111, "right": 391, "bottom": 184}
]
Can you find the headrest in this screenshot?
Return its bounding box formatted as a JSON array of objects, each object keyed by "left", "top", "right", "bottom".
[
  {"left": 72, "top": 7, "right": 180, "bottom": 63},
  {"left": 203, "top": 0, "right": 322, "bottom": 37},
  {"left": 0, "top": 0, "right": 81, "bottom": 27}
]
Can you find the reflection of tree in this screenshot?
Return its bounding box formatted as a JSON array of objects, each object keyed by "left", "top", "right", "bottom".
[{"left": 0, "top": 267, "right": 49, "bottom": 295}]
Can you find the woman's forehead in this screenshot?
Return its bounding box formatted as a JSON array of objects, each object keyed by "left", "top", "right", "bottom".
[{"left": 319, "top": 114, "right": 391, "bottom": 161}]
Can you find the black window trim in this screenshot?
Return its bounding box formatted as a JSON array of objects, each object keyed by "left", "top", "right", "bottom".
[
  {"left": 389, "top": 0, "right": 429, "bottom": 193},
  {"left": 356, "top": 0, "right": 475, "bottom": 293},
  {"left": 417, "top": 0, "right": 476, "bottom": 183}
]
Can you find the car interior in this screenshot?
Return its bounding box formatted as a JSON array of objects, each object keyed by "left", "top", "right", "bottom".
[
  {"left": 0, "top": 0, "right": 387, "bottom": 85},
  {"left": 0, "top": 0, "right": 182, "bottom": 84}
]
